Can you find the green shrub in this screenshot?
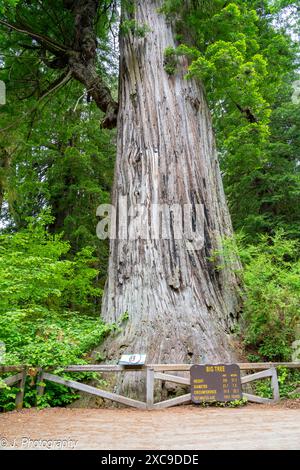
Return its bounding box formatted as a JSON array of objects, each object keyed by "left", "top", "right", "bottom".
[
  {"left": 0, "top": 212, "right": 115, "bottom": 409},
  {"left": 215, "top": 230, "right": 300, "bottom": 360},
  {"left": 241, "top": 232, "right": 300, "bottom": 360},
  {"left": 254, "top": 367, "right": 300, "bottom": 399},
  {"left": 164, "top": 47, "right": 179, "bottom": 75}
]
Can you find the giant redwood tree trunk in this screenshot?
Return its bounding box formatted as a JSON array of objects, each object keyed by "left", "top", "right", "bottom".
[{"left": 101, "top": 0, "right": 241, "bottom": 395}]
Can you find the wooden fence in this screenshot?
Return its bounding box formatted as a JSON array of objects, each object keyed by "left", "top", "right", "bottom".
[
  {"left": 1, "top": 363, "right": 299, "bottom": 410},
  {"left": 0, "top": 366, "right": 27, "bottom": 410}
]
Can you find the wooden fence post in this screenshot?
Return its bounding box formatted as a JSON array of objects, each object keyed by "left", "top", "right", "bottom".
[
  {"left": 271, "top": 367, "right": 280, "bottom": 403},
  {"left": 146, "top": 367, "right": 154, "bottom": 410},
  {"left": 36, "top": 369, "right": 45, "bottom": 405},
  {"left": 15, "top": 369, "right": 26, "bottom": 410}
]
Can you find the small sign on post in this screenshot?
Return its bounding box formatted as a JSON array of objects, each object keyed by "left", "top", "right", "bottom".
[
  {"left": 191, "top": 364, "right": 242, "bottom": 403},
  {"left": 119, "top": 354, "right": 146, "bottom": 366}
]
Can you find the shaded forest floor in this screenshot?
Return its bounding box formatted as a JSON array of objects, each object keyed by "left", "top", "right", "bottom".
[{"left": 0, "top": 402, "right": 299, "bottom": 450}]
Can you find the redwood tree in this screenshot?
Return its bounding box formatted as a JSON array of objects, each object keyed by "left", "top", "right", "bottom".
[
  {"left": 100, "top": 0, "right": 242, "bottom": 393},
  {"left": 0, "top": 0, "right": 242, "bottom": 395}
]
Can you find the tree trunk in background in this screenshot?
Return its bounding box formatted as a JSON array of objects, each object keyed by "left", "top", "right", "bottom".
[{"left": 101, "top": 0, "right": 242, "bottom": 397}]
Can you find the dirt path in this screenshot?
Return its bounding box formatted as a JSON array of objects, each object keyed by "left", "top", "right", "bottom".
[{"left": 0, "top": 405, "right": 299, "bottom": 450}]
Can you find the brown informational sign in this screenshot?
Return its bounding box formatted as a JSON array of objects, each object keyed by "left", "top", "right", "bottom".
[{"left": 191, "top": 364, "right": 242, "bottom": 403}]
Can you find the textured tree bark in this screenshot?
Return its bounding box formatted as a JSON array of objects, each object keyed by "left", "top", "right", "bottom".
[
  {"left": 65, "top": 0, "right": 119, "bottom": 129},
  {"left": 101, "top": 0, "right": 242, "bottom": 397}
]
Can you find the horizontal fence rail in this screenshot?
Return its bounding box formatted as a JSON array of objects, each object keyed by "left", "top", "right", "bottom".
[
  {"left": 0, "top": 363, "right": 299, "bottom": 410},
  {"left": 42, "top": 372, "right": 147, "bottom": 409},
  {"left": 1, "top": 368, "right": 27, "bottom": 410}
]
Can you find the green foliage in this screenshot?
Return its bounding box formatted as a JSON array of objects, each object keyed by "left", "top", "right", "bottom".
[
  {"left": 247, "top": 354, "right": 262, "bottom": 363},
  {"left": 0, "top": 0, "right": 19, "bottom": 14},
  {"left": 120, "top": 19, "right": 151, "bottom": 37},
  {"left": 162, "top": 0, "right": 300, "bottom": 239},
  {"left": 218, "top": 398, "right": 248, "bottom": 408},
  {"left": 254, "top": 367, "right": 300, "bottom": 399},
  {"left": 0, "top": 211, "right": 102, "bottom": 320},
  {"left": 218, "top": 231, "right": 300, "bottom": 360},
  {"left": 162, "top": 2, "right": 300, "bottom": 365},
  {"left": 164, "top": 47, "right": 179, "bottom": 75},
  {"left": 241, "top": 232, "right": 300, "bottom": 360},
  {"left": 198, "top": 397, "right": 248, "bottom": 407},
  {"left": 222, "top": 80, "right": 300, "bottom": 239},
  {"left": 0, "top": 212, "right": 115, "bottom": 409},
  {"left": 0, "top": 82, "right": 115, "bottom": 286},
  {"left": 0, "top": 0, "right": 117, "bottom": 411},
  {"left": 0, "top": 0, "right": 117, "bottom": 266}
]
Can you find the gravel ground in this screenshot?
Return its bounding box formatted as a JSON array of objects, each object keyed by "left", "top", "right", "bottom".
[{"left": 0, "top": 402, "right": 299, "bottom": 450}]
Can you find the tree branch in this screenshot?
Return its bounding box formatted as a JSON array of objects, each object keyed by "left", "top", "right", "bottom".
[
  {"left": 235, "top": 102, "right": 258, "bottom": 124},
  {"left": 0, "top": 19, "right": 68, "bottom": 55},
  {"left": 0, "top": 1, "right": 118, "bottom": 128},
  {"left": 66, "top": 0, "right": 118, "bottom": 127},
  {"left": 39, "top": 70, "right": 72, "bottom": 101},
  {"left": 0, "top": 73, "right": 72, "bottom": 134}
]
